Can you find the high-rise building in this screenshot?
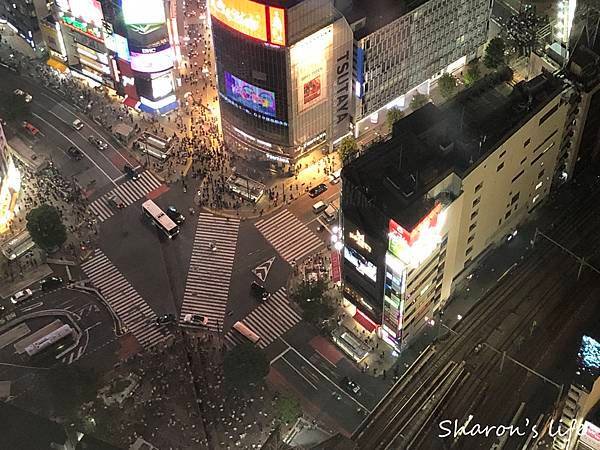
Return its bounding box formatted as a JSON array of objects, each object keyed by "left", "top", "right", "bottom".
[
  {"left": 340, "top": 72, "right": 579, "bottom": 350},
  {"left": 41, "top": 0, "right": 178, "bottom": 114},
  {"left": 0, "top": 124, "right": 20, "bottom": 234},
  {"left": 0, "top": 0, "right": 49, "bottom": 53},
  {"left": 210, "top": 0, "right": 491, "bottom": 173}
]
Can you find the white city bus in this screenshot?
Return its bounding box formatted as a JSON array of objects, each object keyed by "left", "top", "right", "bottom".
[
  {"left": 141, "top": 199, "right": 180, "bottom": 239},
  {"left": 25, "top": 324, "right": 73, "bottom": 357},
  {"left": 232, "top": 321, "right": 260, "bottom": 344}
]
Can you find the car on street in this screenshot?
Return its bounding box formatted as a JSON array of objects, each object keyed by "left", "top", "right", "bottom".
[
  {"left": 155, "top": 314, "right": 175, "bottom": 325},
  {"left": 10, "top": 288, "right": 33, "bottom": 304},
  {"left": 250, "top": 281, "right": 270, "bottom": 302},
  {"left": 329, "top": 169, "right": 342, "bottom": 184},
  {"left": 166, "top": 206, "right": 185, "bottom": 225},
  {"left": 123, "top": 164, "right": 140, "bottom": 180},
  {"left": 67, "top": 146, "right": 83, "bottom": 160},
  {"left": 341, "top": 377, "right": 361, "bottom": 395},
  {"left": 72, "top": 119, "right": 84, "bottom": 131},
  {"left": 308, "top": 183, "right": 328, "bottom": 198},
  {"left": 14, "top": 89, "right": 32, "bottom": 103},
  {"left": 107, "top": 193, "right": 125, "bottom": 209},
  {"left": 88, "top": 136, "right": 108, "bottom": 150},
  {"left": 40, "top": 276, "right": 63, "bottom": 291},
  {"left": 182, "top": 314, "right": 209, "bottom": 326},
  {"left": 22, "top": 121, "right": 40, "bottom": 137}
]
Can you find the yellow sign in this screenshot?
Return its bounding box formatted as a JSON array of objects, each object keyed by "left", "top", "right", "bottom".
[{"left": 349, "top": 230, "right": 371, "bottom": 252}]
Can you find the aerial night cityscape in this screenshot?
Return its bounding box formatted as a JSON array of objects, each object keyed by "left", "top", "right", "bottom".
[{"left": 0, "top": 0, "right": 600, "bottom": 449}]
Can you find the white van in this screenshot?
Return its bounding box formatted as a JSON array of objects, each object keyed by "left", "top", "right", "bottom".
[
  {"left": 323, "top": 204, "right": 337, "bottom": 223},
  {"left": 312, "top": 201, "right": 327, "bottom": 214},
  {"left": 329, "top": 169, "right": 342, "bottom": 184}
]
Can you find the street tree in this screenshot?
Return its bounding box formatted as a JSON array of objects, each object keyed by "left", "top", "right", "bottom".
[
  {"left": 3, "top": 92, "right": 30, "bottom": 121},
  {"left": 484, "top": 37, "right": 506, "bottom": 69},
  {"left": 438, "top": 73, "right": 458, "bottom": 99},
  {"left": 275, "top": 395, "right": 301, "bottom": 424},
  {"left": 386, "top": 107, "right": 405, "bottom": 130},
  {"left": 26, "top": 204, "right": 67, "bottom": 251},
  {"left": 410, "top": 92, "right": 429, "bottom": 110},
  {"left": 337, "top": 136, "right": 359, "bottom": 165},
  {"left": 44, "top": 366, "right": 101, "bottom": 419},
  {"left": 224, "top": 342, "right": 269, "bottom": 390},
  {"left": 463, "top": 61, "right": 482, "bottom": 86},
  {"left": 291, "top": 279, "right": 335, "bottom": 326}
]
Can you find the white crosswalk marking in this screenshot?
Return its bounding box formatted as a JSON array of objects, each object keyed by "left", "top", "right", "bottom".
[
  {"left": 224, "top": 288, "right": 301, "bottom": 349},
  {"left": 81, "top": 249, "right": 170, "bottom": 349},
  {"left": 88, "top": 171, "right": 163, "bottom": 222},
  {"left": 255, "top": 209, "right": 324, "bottom": 264},
  {"left": 179, "top": 213, "right": 240, "bottom": 332}
]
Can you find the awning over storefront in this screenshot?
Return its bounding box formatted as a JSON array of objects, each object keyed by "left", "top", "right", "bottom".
[
  {"left": 47, "top": 57, "right": 68, "bottom": 73},
  {"left": 331, "top": 250, "right": 341, "bottom": 283},
  {"left": 123, "top": 96, "right": 139, "bottom": 109},
  {"left": 353, "top": 309, "right": 378, "bottom": 333}
]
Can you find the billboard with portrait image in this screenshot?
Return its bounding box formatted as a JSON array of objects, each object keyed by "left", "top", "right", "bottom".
[
  {"left": 224, "top": 72, "right": 276, "bottom": 117},
  {"left": 68, "top": 0, "right": 104, "bottom": 25},
  {"left": 291, "top": 26, "right": 331, "bottom": 113},
  {"left": 122, "top": 0, "right": 166, "bottom": 25}
]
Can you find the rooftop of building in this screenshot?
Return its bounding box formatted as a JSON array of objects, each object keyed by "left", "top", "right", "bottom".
[
  {"left": 342, "top": 70, "right": 568, "bottom": 230},
  {"left": 336, "top": 0, "right": 425, "bottom": 39}
]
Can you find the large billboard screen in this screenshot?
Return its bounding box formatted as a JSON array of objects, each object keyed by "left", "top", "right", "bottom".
[
  {"left": 224, "top": 72, "right": 276, "bottom": 117},
  {"left": 388, "top": 203, "right": 446, "bottom": 268},
  {"left": 292, "top": 26, "right": 331, "bottom": 113},
  {"left": 122, "top": 0, "right": 166, "bottom": 25},
  {"left": 130, "top": 47, "right": 174, "bottom": 73},
  {"left": 68, "top": 0, "right": 103, "bottom": 26},
  {"left": 344, "top": 246, "right": 377, "bottom": 283},
  {"left": 209, "top": 0, "right": 285, "bottom": 46}
]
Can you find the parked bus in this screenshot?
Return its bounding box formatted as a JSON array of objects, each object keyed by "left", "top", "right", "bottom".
[
  {"left": 141, "top": 199, "right": 179, "bottom": 239},
  {"left": 232, "top": 321, "right": 260, "bottom": 344},
  {"left": 1, "top": 229, "right": 36, "bottom": 260},
  {"left": 25, "top": 324, "right": 73, "bottom": 357}
]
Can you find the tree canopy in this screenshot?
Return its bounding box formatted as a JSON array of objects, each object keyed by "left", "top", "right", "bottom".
[
  {"left": 291, "top": 279, "right": 334, "bottom": 326},
  {"left": 484, "top": 37, "right": 506, "bottom": 69},
  {"left": 463, "top": 61, "right": 482, "bottom": 86},
  {"left": 386, "top": 107, "right": 405, "bottom": 130},
  {"left": 2, "top": 92, "right": 30, "bottom": 122},
  {"left": 410, "top": 93, "right": 429, "bottom": 110},
  {"left": 26, "top": 204, "right": 67, "bottom": 251},
  {"left": 438, "top": 73, "right": 458, "bottom": 99},
  {"left": 224, "top": 342, "right": 269, "bottom": 390},
  {"left": 44, "top": 366, "right": 101, "bottom": 418},
  {"left": 275, "top": 395, "right": 301, "bottom": 424},
  {"left": 337, "top": 136, "right": 359, "bottom": 165}
]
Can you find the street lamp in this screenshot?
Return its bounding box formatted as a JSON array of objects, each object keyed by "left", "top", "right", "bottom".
[{"left": 331, "top": 226, "right": 343, "bottom": 251}]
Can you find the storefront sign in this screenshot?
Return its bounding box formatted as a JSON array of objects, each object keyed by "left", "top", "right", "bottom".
[{"left": 349, "top": 230, "right": 371, "bottom": 252}]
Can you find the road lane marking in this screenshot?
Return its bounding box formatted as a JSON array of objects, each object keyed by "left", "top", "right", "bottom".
[
  {"left": 281, "top": 356, "right": 318, "bottom": 390},
  {"left": 19, "top": 302, "right": 43, "bottom": 312},
  {"left": 31, "top": 113, "right": 117, "bottom": 186},
  {"left": 280, "top": 338, "right": 372, "bottom": 413},
  {"left": 270, "top": 346, "right": 291, "bottom": 365}
]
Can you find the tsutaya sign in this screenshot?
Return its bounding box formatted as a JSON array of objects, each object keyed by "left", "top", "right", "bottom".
[{"left": 349, "top": 230, "right": 372, "bottom": 252}]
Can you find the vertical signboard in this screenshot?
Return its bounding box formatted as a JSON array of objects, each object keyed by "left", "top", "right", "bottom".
[{"left": 331, "top": 17, "right": 353, "bottom": 140}]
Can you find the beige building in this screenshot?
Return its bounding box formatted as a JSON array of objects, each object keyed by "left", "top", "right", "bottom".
[{"left": 341, "top": 71, "right": 580, "bottom": 350}]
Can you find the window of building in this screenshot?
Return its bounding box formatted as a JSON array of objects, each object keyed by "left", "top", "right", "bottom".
[
  {"left": 475, "top": 182, "right": 483, "bottom": 193},
  {"left": 538, "top": 169, "right": 545, "bottom": 179},
  {"left": 472, "top": 197, "right": 480, "bottom": 207},
  {"left": 535, "top": 181, "right": 543, "bottom": 190},
  {"left": 499, "top": 150, "right": 506, "bottom": 158},
  {"left": 469, "top": 222, "right": 477, "bottom": 232},
  {"left": 524, "top": 138, "right": 531, "bottom": 147},
  {"left": 465, "top": 246, "right": 473, "bottom": 256},
  {"left": 533, "top": 194, "right": 540, "bottom": 203},
  {"left": 539, "top": 103, "right": 559, "bottom": 126},
  {"left": 471, "top": 210, "right": 479, "bottom": 220},
  {"left": 505, "top": 210, "right": 511, "bottom": 219},
  {"left": 498, "top": 218, "right": 502, "bottom": 226},
  {"left": 511, "top": 193, "right": 520, "bottom": 205},
  {"left": 467, "top": 235, "right": 475, "bottom": 244},
  {"left": 520, "top": 156, "right": 527, "bottom": 165},
  {"left": 497, "top": 162, "right": 504, "bottom": 171},
  {"left": 512, "top": 169, "right": 525, "bottom": 183}
]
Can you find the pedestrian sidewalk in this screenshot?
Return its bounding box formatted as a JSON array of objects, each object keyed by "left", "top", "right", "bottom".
[{"left": 0, "top": 263, "right": 53, "bottom": 298}]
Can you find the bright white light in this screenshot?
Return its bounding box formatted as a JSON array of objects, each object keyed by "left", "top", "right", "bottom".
[
  {"left": 334, "top": 241, "right": 343, "bottom": 251},
  {"left": 457, "top": 314, "right": 463, "bottom": 320},
  {"left": 332, "top": 226, "right": 339, "bottom": 234},
  {"left": 331, "top": 234, "right": 338, "bottom": 243}
]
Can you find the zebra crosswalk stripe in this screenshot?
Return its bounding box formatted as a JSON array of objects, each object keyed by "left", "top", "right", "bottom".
[
  {"left": 224, "top": 288, "right": 302, "bottom": 349},
  {"left": 179, "top": 213, "right": 240, "bottom": 332},
  {"left": 255, "top": 209, "right": 324, "bottom": 264},
  {"left": 81, "top": 249, "right": 169, "bottom": 349},
  {"left": 88, "top": 171, "right": 162, "bottom": 223}
]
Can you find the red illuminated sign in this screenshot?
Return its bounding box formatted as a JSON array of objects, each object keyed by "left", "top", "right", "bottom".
[
  {"left": 389, "top": 203, "right": 442, "bottom": 247},
  {"left": 209, "top": 0, "right": 286, "bottom": 46}
]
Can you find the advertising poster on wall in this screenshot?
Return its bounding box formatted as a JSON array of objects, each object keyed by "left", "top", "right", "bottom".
[
  {"left": 292, "top": 26, "right": 331, "bottom": 113},
  {"left": 224, "top": 72, "right": 276, "bottom": 117},
  {"left": 130, "top": 47, "right": 174, "bottom": 73},
  {"left": 68, "top": 0, "right": 104, "bottom": 25},
  {"left": 122, "top": 0, "right": 166, "bottom": 25}
]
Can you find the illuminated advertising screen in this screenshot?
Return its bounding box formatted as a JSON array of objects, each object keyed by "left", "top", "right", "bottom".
[
  {"left": 151, "top": 73, "right": 174, "bottom": 98},
  {"left": 105, "top": 33, "right": 130, "bottom": 61},
  {"left": 292, "top": 26, "right": 331, "bottom": 113},
  {"left": 344, "top": 246, "right": 377, "bottom": 283},
  {"left": 577, "top": 335, "right": 600, "bottom": 378},
  {"left": 130, "top": 47, "right": 174, "bottom": 73},
  {"left": 388, "top": 203, "right": 446, "bottom": 268},
  {"left": 122, "top": 0, "right": 166, "bottom": 25},
  {"left": 62, "top": 15, "right": 103, "bottom": 41},
  {"left": 581, "top": 422, "right": 600, "bottom": 448},
  {"left": 209, "top": 0, "right": 286, "bottom": 46},
  {"left": 68, "top": 0, "right": 104, "bottom": 26},
  {"left": 224, "top": 72, "right": 276, "bottom": 117}
]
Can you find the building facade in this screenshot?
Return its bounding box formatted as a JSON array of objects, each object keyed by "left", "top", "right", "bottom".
[
  {"left": 0, "top": 0, "right": 49, "bottom": 53},
  {"left": 0, "top": 124, "right": 20, "bottom": 234},
  {"left": 41, "top": 0, "right": 178, "bottom": 114},
  {"left": 211, "top": 0, "right": 491, "bottom": 171},
  {"left": 341, "top": 72, "right": 579, "bottom": 350}
]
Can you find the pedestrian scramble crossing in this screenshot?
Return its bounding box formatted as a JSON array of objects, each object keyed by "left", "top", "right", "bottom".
[
  {"left": 179, "top": 213, "right": 240, "bottom": 332},
  {"left": 88, "top": 171, "right": 162, "bottom": 222},
  {"left": 81, "top": 249, "right": 170, "bottom": 349},
  {"left": 255, "top": 209, "right": 324, "bottom": 264},
  {"left": 224, "top": 288, "right": 301, "bottom": 349}
]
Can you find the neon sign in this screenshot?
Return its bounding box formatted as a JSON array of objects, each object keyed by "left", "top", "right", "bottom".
[
  {"left": 349, "top": 230, "right": 372, "bottom": 253},
  {"left": 209, "top": 0, "right": 286, "bottom": 46},
  {"left": 61, "top": 15, "right": 103, "bottom": 41}
]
